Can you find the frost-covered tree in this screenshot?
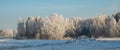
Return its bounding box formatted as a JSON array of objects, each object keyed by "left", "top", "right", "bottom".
[
  {"left": 17, "top": 17, "right": 26, "bottom": 38},
  {"left": 89, "top": 15, "right": 106, "bottom": 38},
  {"left": 26, "top": 17, "right": 36, "bottom": 38},
  {"left": 114, "top": 12, "right": 120, "bottom": 22},
  {"left": 108, "top": 17, "right": 118, "bottom": 37},
  {"left": 40, "top": 13, "right": 68, "bottom": 40},
  {"left": 34, "top": 17, "right": 44, "bottom": 39},
  {"left": 116, "top": 20, "right": 120, "bottom": 37},
  {"left": 65, "top": 17, "right": 81, "bottom": 38},
  {"left": 79, "top": 19, "right": 92, "bottom": 37}
]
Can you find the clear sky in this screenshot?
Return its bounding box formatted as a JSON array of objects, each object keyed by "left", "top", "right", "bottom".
[{"left": 0, "top": 0, "right": 120, "bottom": 30}]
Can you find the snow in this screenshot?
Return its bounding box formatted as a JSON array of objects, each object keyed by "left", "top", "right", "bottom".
[
  {"left": 0, "top": 39, "right": 120, "bottom": 50},
  {"left": 96, "top": 38, "right": 120, "bottom": 41}
]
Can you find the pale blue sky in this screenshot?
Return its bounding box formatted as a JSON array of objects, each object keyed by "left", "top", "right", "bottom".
[{"left": 0, "top": 0, "right": 120, "bottom": 30}]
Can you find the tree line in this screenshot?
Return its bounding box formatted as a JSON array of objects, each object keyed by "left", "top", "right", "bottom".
[{"left": 16, "top": 12, "right": 120, "bottom": 40}]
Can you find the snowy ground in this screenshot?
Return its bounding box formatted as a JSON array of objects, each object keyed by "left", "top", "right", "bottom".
[
  {"left": 0, "top": 38, "right": 120, "bottom": 50},
  {"left": 96, "top": 38, "right": 120, "bottom": 41}
]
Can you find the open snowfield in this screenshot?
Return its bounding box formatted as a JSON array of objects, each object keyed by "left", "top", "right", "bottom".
[{"left": 0, "top": 38, "right": 120, "bottom": 50}]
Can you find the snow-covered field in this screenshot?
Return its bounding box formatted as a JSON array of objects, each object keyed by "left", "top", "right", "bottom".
[{"left": 0, "top": 38, "right": 120, "bottom": 50}]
